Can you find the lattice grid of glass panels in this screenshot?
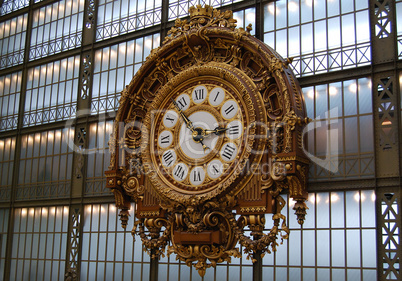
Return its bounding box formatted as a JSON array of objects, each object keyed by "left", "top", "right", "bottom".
[
  {"left": 85, "top": 120, "right": 114, "bottom": 196},
  {"left": 153, "top": 190, "right": 377, "bottom": 281},
  {"left": 29, "top": 0, "right": 84, "bottom": 60},
  {"left": 9, "top": 206, "right": 69, "bottom": 281},
  {"left": 0, "top": 13, "right": 28, "bottom": 70},
  {"left": 0, "top": 137, "right": 15, "bottom": 202},
  {"left": 264, "top": 0, "right": 371, "bottom": 77},
  {"left": 261, "top": 191, "right": 377, "bottom": 281},
  {"left": 96, "top": 0, "right": 162, "bottom": 41},
  {"left": 0, "top": 0, "right": 29, "bottom": 16},
  {"left": 0, "top": 71, "right": 21, "bottom": 131},
  {"left": 16, "top": 128, "right": 74, "bottom": 200},
  {"left": 24, "top": 55, "right": 79, "bottom": 127},
  {"left": 302, "top": 77, "right": 374, "bottom": 181},
  {"left": 168, "top": 0, "right": 243, "bottom": 20},
  {"left": 233, "top": 7, "right": 255, "bottom": 36},
  {"left": 91, "top": 33, "right": 160, "bottom": 114},
  {"left": 81, "top": 203, "right": 152, "bottom": 281},
  {"left": 0, "top": 209, "right": 9, "bottom": 279}
]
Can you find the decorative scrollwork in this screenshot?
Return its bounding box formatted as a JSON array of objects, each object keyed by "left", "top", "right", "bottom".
[{"left": 132, "top": 217, "right": 171, "bottom": 259}]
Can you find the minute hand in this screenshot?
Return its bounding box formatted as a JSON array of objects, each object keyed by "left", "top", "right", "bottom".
[
  {"left": 171, "top": 98, "right": 194, "bottom": 131},
  {"left": 204, "top": 126, "right": 229, "bottom": 136}
]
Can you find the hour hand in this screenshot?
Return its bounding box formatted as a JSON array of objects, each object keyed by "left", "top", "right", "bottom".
[
  {"left": 204, "top": 126, "right": 229, "bottom": 136},
  {"left": 171, "top": 98, "right": 194, "bottom": 131}
]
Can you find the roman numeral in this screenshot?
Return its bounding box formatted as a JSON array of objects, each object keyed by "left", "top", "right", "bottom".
[
  {"left": 224, "top": 104, "right": 235, "bottom": 116},
  {"left": 193, "top": 171, "right": 201, "bottom": 182},
  {"left": 222, "top": 144, "right": 235, "bottom": 160},
  {"left": 160, "top": 135, "right": 170, "bottom": 143},
  {"left": 212, "top": 165, "right": 220, "bottom": 175},
  {"left": 174, "top": 165, "right": 185, "bottom": 179},
  {"left": 229, "top": 125, "right": 239, "bottom": 135},
  {"left": 163, "top": 151, "right": 174, "bottom": 166},
  {"left": 177, "top": 97, "right": 187, "bottom": 109},
  {"left": 165, "top": 115, "right": 175, "bottom": 123},
  {"left": 194, "top": 89, "right": 204, "bottom": 100},
  {"left": 213, "top": 91, "right": 220, "bottom": 102}
]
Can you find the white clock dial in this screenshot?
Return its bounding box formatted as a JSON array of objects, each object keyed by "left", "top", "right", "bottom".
[
  {"left": 162, "top": 149, "right": 177, "bottom": 168},
  {"left": 226, "top": 120, "right": 242, "bottom": 140},
  {"left": 178, "top": 111, "right": 219, "bottom": 159},
  {"left": 189, "top": 166, "right": 206, "bottom": 186},
  {"left": 220, "top": 142, "right": 238, "bottom": 162},
  {"left": 163, "top": 110, "right": 179, "bottom": 128},
  {"left": 175, "top": 94, "right": 191, "bottom": 111},
  {"left": 207, "top": 159, "right": 224, "bottom": 179},
  {"left": 158, "top": 130, "right": 173, "bottom": 148},
  {"left": 208, "top": 87, "right": 225, "bottom": 106},
  {"left": 221, "top": 100, "right": 238, "bottom": 119},
  {"left": 173, "top": 162, "right": 189, "bottom": 182},
  {"left": 191, "top": 85, "right": 207, "bottom": 104}
]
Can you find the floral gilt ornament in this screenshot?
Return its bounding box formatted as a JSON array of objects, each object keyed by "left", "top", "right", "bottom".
[{"left": 105, "top": 5, "right": 310, "bottom": 277}]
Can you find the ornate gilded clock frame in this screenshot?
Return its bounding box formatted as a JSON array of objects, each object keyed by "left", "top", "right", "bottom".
[{"left": 105, "top": 5, "right": 310, "bottom": 277}]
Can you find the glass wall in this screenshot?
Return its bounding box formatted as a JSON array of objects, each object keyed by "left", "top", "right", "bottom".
[
  {"left": 0, "top": 14, "right": 28, "bottom": 69},
  {"left": 0, "top": 1, "right": 30, "bottom": 16},
  {"left": 168, "top": 0, "right": 243, "bottom": 20},
  {"left": 152, "top": 193, "right": 373, "bottom": 281},
  {"left": 261, "top": 191, "right": 377, "bottom": 281},
  {"left": 303, "top": 77, "right": 374, "bottom": 181},
  {"left": 264, "top": 0, "right": 371, "bottom": 76},
  {"left": 81, "top": 203, "right": 151, "bottom": 281},
  {"left": 96, "top": 0, "right": 162, "bottom": 41},
  {"left": 24, "top": 55, "right": 79, "bottom": 127},
  {"left": 0, "top": 209, "right": 9, "bottom": 278},
  {"left": 91, "top": 34, "right": 160, "bottom": 114},
  {"left": 16, "top": 128, "right": 74, "bottom": 200},
  {"left": 0, "top": 137, "right": 15, "bottom": 202},
  {"left": 233, "top": 7, "right": 256, "bottom": 36},
  {"left": 29, "top": 0, "right": 84, "bottom": 60},
  {"left": 0, "top": 71, "right": 21, "bottom": 131},
  {"left": 85, "top": 121, "right": 113, "bottom": 196},
  {"left": 9, "top": 206, "right": 69, "bottom": 281}
]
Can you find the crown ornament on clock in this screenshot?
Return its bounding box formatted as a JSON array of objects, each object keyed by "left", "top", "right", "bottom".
[{"left": 189, "top": 4, "right": 213, "bottom": 18}]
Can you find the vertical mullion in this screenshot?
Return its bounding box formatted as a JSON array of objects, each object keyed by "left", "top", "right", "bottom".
[
  {"left": 356, "top": 78, "right": 362, "bottom": 176},
  {"left": 43, "top": 208, "right": 49, "bottom": 281},
  {"left": 328, "top": 192, "right": 332, "bottom": 280},
  {"left": 95, "top": 205, "right": 100, "bottom": 281},
  {"left": 340, "top": 81, "right": 346, "bottom": 177},
  {"left": 343, "top": 191, "right": 347, "bottom": 281},
  {"left": 49, "top": 207, "right": 55, "bottom": 280},
  {"left": 57, "top": 207, "right": 63, "bottom": 281},
  {"left": 12, "top": 210, "right": 20, "bottom": 280},
  {"left": 359, "top": 190, "right": 363, "bottom": 280},
  {"left": 37, "top": 207, "right": 44, "bottom": 281},
  {"left": 314, "top": 192, "right": 318, "bottom": 281},
  {"left": 21, "top": 207, "right": 29, "bottom": 279},
  {"left": 113, "top": 203, "right": 118, "bottom": 281}
]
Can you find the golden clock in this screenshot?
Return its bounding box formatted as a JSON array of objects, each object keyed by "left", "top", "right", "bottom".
[
  {"left": 106, "top": 5, "right": 310, "bottom": 277},
  {"left": 141, "top": 63, "right": 267, "bottom": 205}
]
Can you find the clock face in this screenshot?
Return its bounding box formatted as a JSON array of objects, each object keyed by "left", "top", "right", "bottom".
[{"left": 149, "top": 81, "right": 246, "bottom": 193}]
